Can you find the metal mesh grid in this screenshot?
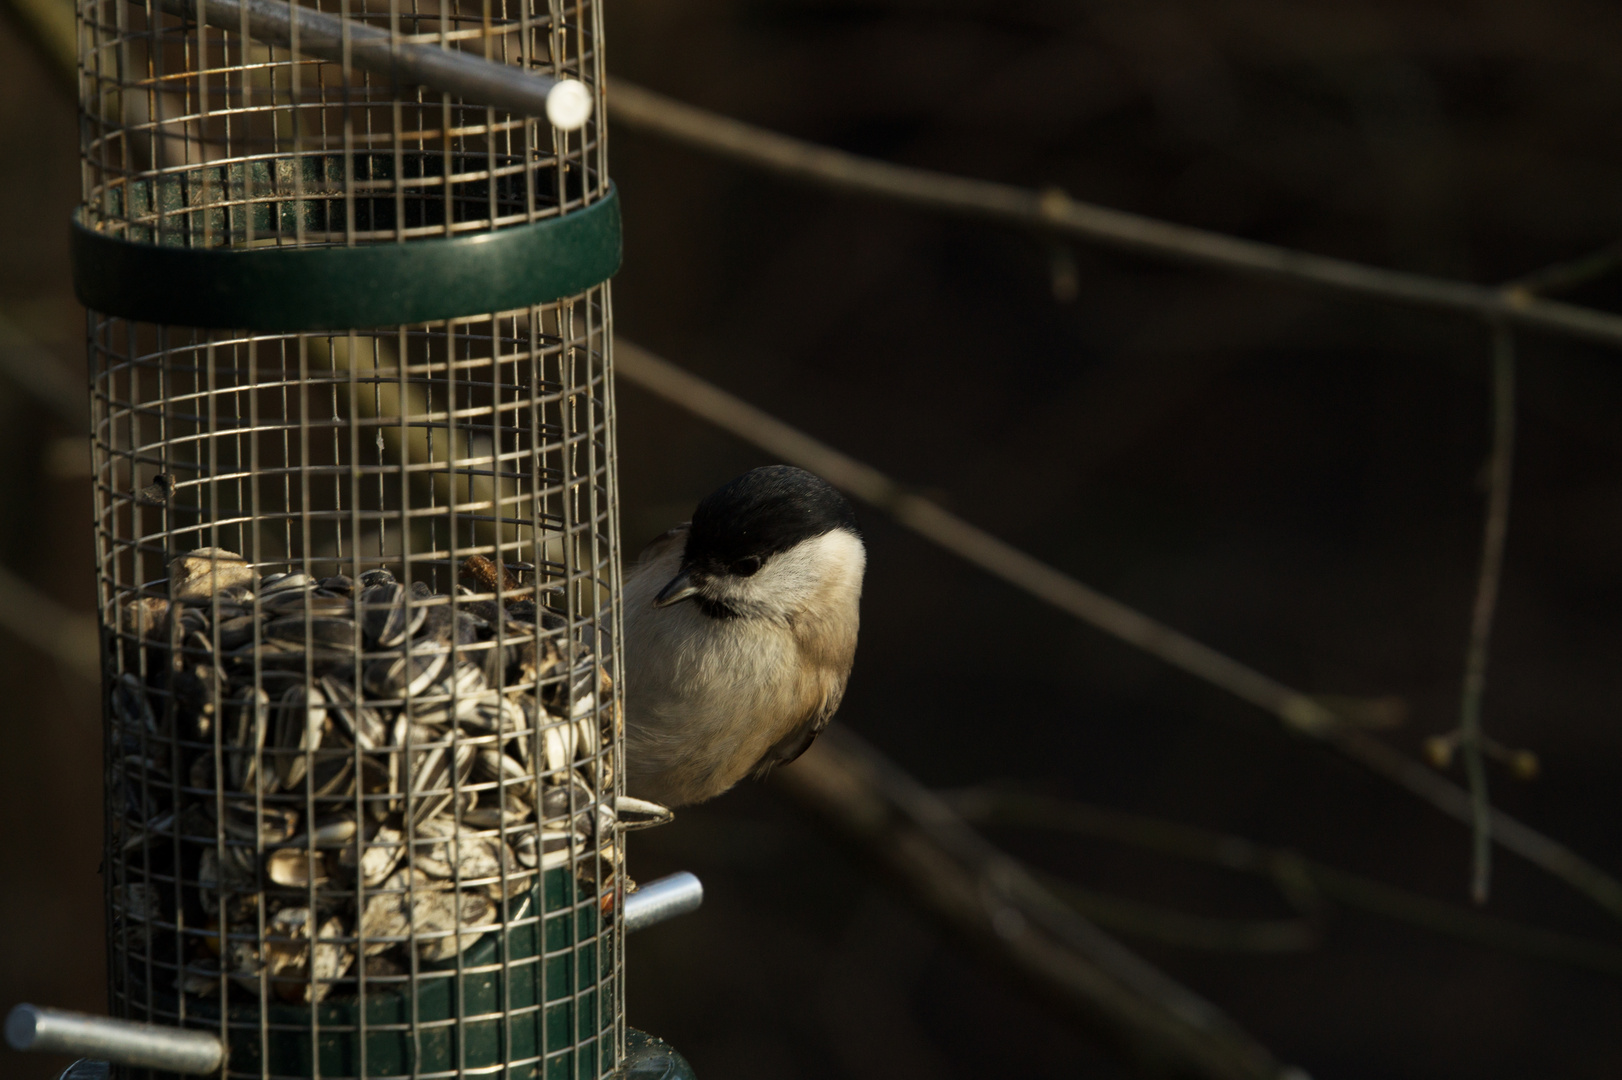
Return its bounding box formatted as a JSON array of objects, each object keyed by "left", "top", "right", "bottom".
[
  {"left": 79, "top": 0, "right": 607, "bottom": 246},
  {"left": 95, "top": 303, "right": 624, "bottom": 1079},
  {"left": 78, "top": 0, "right": 621, "bottom": 1076}
]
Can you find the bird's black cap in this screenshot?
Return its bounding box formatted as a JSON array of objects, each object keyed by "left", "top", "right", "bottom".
[{"left": 684, "top": 466, "right": 858, "bottom": 571}]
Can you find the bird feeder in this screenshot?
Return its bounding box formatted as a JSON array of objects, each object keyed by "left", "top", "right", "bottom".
[{"left": 6, "top": 0, "right": 698, "bottom": 1074}]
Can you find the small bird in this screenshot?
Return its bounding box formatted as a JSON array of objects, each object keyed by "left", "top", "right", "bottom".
[{"left": 623, "top": 465, "right": 865, "bottom": 807}]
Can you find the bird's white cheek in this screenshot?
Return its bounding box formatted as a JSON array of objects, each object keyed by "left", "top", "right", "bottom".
[{"left": 718, "top": 530, "right": 865, "bottom": 614}]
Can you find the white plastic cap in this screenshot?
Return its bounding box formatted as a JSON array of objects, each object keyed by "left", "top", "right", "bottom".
[{"left": 545, "top": 79, "right": 593, "bottom": 131}]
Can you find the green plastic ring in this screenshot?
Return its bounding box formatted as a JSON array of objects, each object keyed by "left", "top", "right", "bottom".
[{"left": 71, "top": 185, "right": 621, "bottom": 332}]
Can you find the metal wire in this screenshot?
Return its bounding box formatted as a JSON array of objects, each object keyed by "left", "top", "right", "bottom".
[
  {"left": 80, "top": 0, "right": 606, "bottom": 245},
  {"left": 80, "top": 0, "right": 622, "bottom": 1076}
]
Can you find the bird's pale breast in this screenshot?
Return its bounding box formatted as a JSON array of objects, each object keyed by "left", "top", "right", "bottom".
[{"left": 621, "top": 530, "right": 860, "bottom": 805}]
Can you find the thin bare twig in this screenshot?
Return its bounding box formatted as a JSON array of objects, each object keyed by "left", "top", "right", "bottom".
[
  {"left": 616, "top": 341, "right": 1335, "bottom": 732},
  {"left": 614, "top": 338, "right": 1622, "bottom": 921},
  {"left": 1041, "top": 879, "right": 1320, "bottom": 954},
  {"left": 607, "top": 80, "right": 1622, "bottom": 352},
  {"left": 1503, "top": 243, "right": 1622, "bottom": 299},
  {"left": 1456, "top": 325, "right": 1517, "bottom": 904},
  {"left": 775, "top": 727, "right": 1297, "bottom": 1080},
  {"left": 946, "top": 788, "right": 1622, "bottom": 978}
]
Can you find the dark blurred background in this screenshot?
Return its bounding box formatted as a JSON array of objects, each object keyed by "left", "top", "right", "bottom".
[{"left": 4, "top": 1, "right": 1622, "bottom": 1077}]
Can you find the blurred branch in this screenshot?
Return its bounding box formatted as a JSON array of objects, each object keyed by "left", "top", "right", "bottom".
[
  {"left": 1459, "top": 326, "right": 1517, "bottom": 903},
  {"left": 0, "top": 318, "right": 97, "bottom": 681},
  {"left": 1415, "top": 324, "right": 1524, "bottom": 906},
  {"left": 618, "top": 339, "right": 1338, "bottom": 734},
  {"left": 608, "top": 79, "right": 1622, "bottom": 352},
  {"left": 0, "top": 560, "right": 99, "bottom": 682},
  {"left": 0, "top": 313, "right": 85, "bottom": 428},
  {"left": 1503, "top": 243, "right": 1622, "bottom": 299},
  {"left": 615, "top": 338, "right": 1622, "bottom": 922},
  {"left": 948, "top": 789, "right": 1622, "bottom": 979},
  {"left": 775, "top": 726, "right": 1299, "bottom": 1080},
  {"left": 0, "top": 0, "right": 76, "bottom": 99},
  {"left": 1043, "top": 880, "right": 1319, "bottom": 954}
]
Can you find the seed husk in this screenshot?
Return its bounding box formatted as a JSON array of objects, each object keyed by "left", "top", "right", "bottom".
[
  {"left": 170, "top": 548, "right": 254, "bottom": 603},
  {"left": 127, "top": 560, "right": 639, "bottom": 995}
]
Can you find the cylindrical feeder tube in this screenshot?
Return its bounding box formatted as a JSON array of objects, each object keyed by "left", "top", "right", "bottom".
[{"left": 75, "top": 0, "right": 625, "bottom": 1073}]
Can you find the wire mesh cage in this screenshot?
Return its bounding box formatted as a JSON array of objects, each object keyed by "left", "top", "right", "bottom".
[{"left": 75, "top": 0, "right": 625, "bottom": 1075}]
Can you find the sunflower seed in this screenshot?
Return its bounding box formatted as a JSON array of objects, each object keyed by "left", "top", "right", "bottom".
[
  {"left": 511, "top": 828, "right": 575, "bottom": 870},
  {"left": 339, "top": 823, "right": 405, "bottom": 887},
  {"left": 266, "top": 847, "right": 327, "bottom": 888},
  {"left": 215, "top": 802, "right": 299, "bottom": 844},
  {"left": 111, "top": 673, "right": 157, "bottom": 734},
  {"left": 614, "top": 796, "right": 675, "bottom": 831},
  {"left": 406, "top": 739, "right": 476, "bottom": 827},
  {"left": 223, "top": 687, "right": 270, "bottom": 791},
  {"left": 113, "top": 882, "right": 164, "bottom": 950},
  {"left": 121, "top": 597, "right": 171, "bottom": 641},
  {"left": 131, "top": 562, "right": 648, "bottom": 987},
  {"left": 410, "top": 817, "right": 505, "bottom": 883},
  {"left": 272, "top": 683, "right": 325, "bottom": 788},
  {"left": 364, "top": 645, "right": 449, "bottom": 699},
  {"left": 197, "top": 844, "right": 258, "bottom": 912},
  {"left": 360, "top": 583, "right": 426, "bottom": 648},
  {"left": 358, "top": 867, "right": 495, "bottom": 962},
  {"left": 257, "top": 572, "right": 299, "bottom": 592},
  {"left": 259, "top": 906, "right": 351, "bottom": 1004},
  {"left": 261, "top": 589, "right": 354, "bottom": 617},
  {"left": 265, "top": 615, "right": 360, "bottom": 651},
  {"left": 120, "top": 809, "right": 177, "bottom": 852}
]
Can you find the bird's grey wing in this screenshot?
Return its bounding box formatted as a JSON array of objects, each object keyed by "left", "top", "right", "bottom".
[
  {"left": 749, "top": 675, "right": 848, "bottom": 779},
  {"left": 635, "top": 523, "right": 689, "bottom": 565}
]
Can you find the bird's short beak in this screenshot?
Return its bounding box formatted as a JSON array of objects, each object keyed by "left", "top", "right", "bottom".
[{"left": 654, "top": 569, "right": 702, "bottom": 607}]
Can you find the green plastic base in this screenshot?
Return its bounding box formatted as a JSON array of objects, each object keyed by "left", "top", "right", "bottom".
[
  {"left": 623, "top": 1030, "right": 697, "bottom": 1080},
  {"left": 63, "top": 1030, "right": 690, "bottom": 1080},
  {"left": 125, "top": 868, "right": 615, "bottom": 1079}
]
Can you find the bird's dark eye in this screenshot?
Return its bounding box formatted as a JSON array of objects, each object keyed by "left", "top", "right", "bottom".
[{"left": 733, "top": 556, "right": 762, "bottom": 577}]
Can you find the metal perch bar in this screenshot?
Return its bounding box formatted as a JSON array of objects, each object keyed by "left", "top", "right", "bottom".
[
  {"left": 150, "top": 0, "right": 593, "bottom": 130},
  {"left": 621, "top": 872, "right": 704, "bottom": 934},
  {"left": 4, "top": 875, "right": 698, "bottom": 1073},
  {"left": 6, "top": 1005, "right": 225, "bottom": 1075}
]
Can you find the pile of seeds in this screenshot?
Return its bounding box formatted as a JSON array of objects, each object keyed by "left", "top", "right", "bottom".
[{"left": 109, "top": 548, "right": 666, "bottom": 1004}]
